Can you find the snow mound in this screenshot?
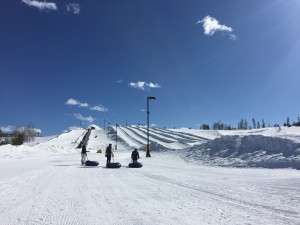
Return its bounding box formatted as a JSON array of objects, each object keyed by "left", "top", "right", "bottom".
[{"left": 185, "top": 135, "right": 300, "bottom": 169}]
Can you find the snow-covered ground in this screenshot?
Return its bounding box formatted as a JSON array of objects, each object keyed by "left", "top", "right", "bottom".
[{"left": 0, "top": 126, "right": 300, "bottom": 224}]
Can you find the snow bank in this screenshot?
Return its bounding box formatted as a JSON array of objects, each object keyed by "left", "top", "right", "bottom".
[
  {"left": 0, "top": 144, "right": 78, "bottom": 159},
  {"left": 184, "top": 135, "right": 300, "bottom": 169}
]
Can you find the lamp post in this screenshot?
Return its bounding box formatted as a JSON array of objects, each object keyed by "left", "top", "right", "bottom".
[
  {"left": 115, "top": 124, "right": 119, "bottom": 150},
  {"left": 146, "top": 96, "right": 156, "bottom": 157}
]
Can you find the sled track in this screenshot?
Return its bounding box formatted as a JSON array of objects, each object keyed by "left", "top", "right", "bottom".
[
  {"left": 118, "top": 127, "right": 145, "bottom": 147},
  {"left": 152, "top": 127, "right": 212, "bottom": 142}
]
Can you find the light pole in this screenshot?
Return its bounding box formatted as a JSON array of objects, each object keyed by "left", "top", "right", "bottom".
[
  {"left": 146, "top": 96, "right": 156, "bottom": 157},
  {"left": 104, "top": 118, "right": 107, "bottom": 130},
  {"left": 115, "top": 124, "right": 119, "bottom": 150}
]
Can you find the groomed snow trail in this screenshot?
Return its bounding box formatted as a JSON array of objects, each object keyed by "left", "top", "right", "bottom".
[{"left": 0, "top": 151, "right": 299, "bottom": 225}]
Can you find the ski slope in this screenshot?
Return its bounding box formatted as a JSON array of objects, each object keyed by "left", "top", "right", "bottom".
[{"left": 0, "top": 126, "right": 300, "bottom": 224}]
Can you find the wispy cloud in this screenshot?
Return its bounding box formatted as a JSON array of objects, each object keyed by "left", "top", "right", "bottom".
[
  {"left": 65, "top": 98, "right": 89, "bottom": 108},
  {"left": 21, "top": 0, "right": 57, "bottom": 11},
  {"left": 197, "top": 15, "right": 237, "bottom": 40},
  {"left": 66, "top": 3, "right": 80, "bottom": 14},
  {"left": 148, "top": 82, "right": 161, "bottom": 88},
  {"left": 117, "top": 80, "right": 123, "bottom": 83},
  {"left": 66, "top": 98, "right": 108, "bottom": 112},
  {"left": 129, "top": 81, "right": 161, "bottom": 90},
  {"left": 74, "top": 113, "right": 96, "bottom": 123},
  {"left": 90, "top": 105, "right": 108, "bottom": 112}
]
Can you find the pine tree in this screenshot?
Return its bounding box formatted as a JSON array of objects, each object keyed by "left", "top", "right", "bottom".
[
  {"left": 286, "top": 117, "right": 291, "bottom": 127},
  {"left": 12, "top": 133, "right": 24, "bottom": 145},
  {"left": 244, "top": 119, "right": 248, "bottom": 130},
  {"left": 262, "top": 119, "right": 265, "bottom": 128},
  {"left": 252, "top": 118, "right": 256, "bottom": 129}
]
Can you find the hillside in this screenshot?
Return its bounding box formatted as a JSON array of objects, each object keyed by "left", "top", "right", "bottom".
[
  {"left": 1, "top": 126, "right": 300, "bottom": 170},
  {"left": 0, "top": 126, "right": 300, "bottom": 225}
]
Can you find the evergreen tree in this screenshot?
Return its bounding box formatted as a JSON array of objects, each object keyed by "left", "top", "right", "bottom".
[
  {"left": 262, "top": 119, "right": 265, "bottom": 128},
  {"left": 286, "top": 117, "right": 291, "bottom": 127},
  {"left": 244, "top": 119, "right": 248, "bottom": 130},
  {"left": 252, "top": 118, "right": 256, "bottom": 129},
  {"left": 12, "top": 133, "right": 24, "bottom": 145},
  {"left": 257, "top": 121, "right": 260, "bottom": 129},
  {"left": 201, "top": 124, "right": 210, "bottom": 130}
]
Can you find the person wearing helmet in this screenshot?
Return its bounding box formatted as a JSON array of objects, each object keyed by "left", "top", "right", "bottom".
[{"left": 105, "top": 143, "right": 114, "bottom": 165}]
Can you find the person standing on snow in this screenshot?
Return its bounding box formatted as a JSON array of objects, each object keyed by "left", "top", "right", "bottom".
[
  {"left": 81, "top": 144, "right": 89, "bottom": 165},
  {"left": 131, "top": 148, "right": 140, "bottom": 163},
  {"left": 105, "top": 143, "right": 114, "bottom": 165}
]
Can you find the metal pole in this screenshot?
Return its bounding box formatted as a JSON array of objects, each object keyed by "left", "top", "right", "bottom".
[
  {"left": 146, "top": 96, "right": 155, "bottom": 157},
  {"left": 115, "top": 124, "right": 118, "bottom": 150},
  {"left": 146, "top": 98, "right": 150, "bottom": 157}
]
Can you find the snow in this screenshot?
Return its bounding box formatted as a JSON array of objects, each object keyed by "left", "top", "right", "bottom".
[{"left": 0, "top": 126, "right": 300, "bottom": 224}]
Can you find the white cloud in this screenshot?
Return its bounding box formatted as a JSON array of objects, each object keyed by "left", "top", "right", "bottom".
[
  {"left": 117, "top": 80, "right": 123, "bottom": 83},
  {"left": 79, "top": 103, "right": 89, "bottom": 108},
  {"left": 129, "top": 81, "right": 146, "bottom": 90},
  {"left": 68, "top": 126, "right": 82, "bottom": 131},
  {"left": 0, "top": 126, "right": 15, "bottom": 133},
  {"left": 66, "top": 98, "right": 108, "bottom": 112},
  {"left": 34, "top": 128, "right": 42, "bottom": 134},
  {"left": 65, "top": 98, "right": 79, "bottom": 105},
  {"left": 90, "top": 105, "right": 108, "bottom": 112},
  {"left": 148, "top": 82, "right": 161, "bottom": 89},
  {"left": 197, "top": 15, "right": 236, "bottom": 40},
  {"left": 74, "top": 113, "right": 96, "bottom": 123},
  {"left": 65, "top": 98, "right": 89, "bottom": 108},
  {"left": 21, "top": 0, "right": 57, "bottom": 11},
  {"left": 129, "top": 81, "right": 161, "bottom": 90},
  {"left": 1, "top": 126, "right": 42, "bottom": 134},
  {"left": 66, "top": 3, "right": 80, "bottom": 14}
]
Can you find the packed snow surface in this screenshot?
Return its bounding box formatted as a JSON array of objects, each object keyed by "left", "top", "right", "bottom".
[{"left": 0, "top": 126, "right": 300, "bottom": 224}]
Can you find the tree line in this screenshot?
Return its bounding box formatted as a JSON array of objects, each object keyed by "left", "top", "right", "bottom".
[
  {"left": 200, "top": 116, "right": 300, "bottom": 130},
  {"left": 0, "top": 124, "right": 38, "bottom": 146}
]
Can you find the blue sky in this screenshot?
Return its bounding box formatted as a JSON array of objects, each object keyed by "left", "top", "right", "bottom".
[{"left": 1, "top": 0, "right": 300, "bottom": 135}]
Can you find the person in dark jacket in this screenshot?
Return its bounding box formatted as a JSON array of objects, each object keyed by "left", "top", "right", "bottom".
[
  {"left": 105, "top": 144, "right": 114, "bottom": 165},
  {"left": 131, "top": 148, "right": 140, "bottom": 163},
  {"left": 81, "top": 144, "right": 89, "bottom": 165}
]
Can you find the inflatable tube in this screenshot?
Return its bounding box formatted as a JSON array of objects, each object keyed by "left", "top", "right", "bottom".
[
  {"left": 129, "top": 162, "right": 143, "bottom": 168},
  {"left": 106, "top": 162, "right": 121, "bottom": 168},
  {"left": 85, "top": 160, "right": 99, "bottom": 166}
]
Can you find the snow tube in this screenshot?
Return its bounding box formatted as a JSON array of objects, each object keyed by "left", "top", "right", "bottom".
[
  {"left": 85, "top": 160, "right": 99, "bottom": 166},
  {"left": 128, "top": 162, "right": 143, "bottom": 168},
  {"left": 106, "top": 162, "right": 121, "bottom": 168}
]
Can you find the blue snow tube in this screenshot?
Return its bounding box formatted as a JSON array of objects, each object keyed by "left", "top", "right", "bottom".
[
  {"left": 85, "top": 160, "right": 99, "bottom": 166},
  {"left": 106, "top": 162, "right": 121, "bottom": 168},
  {"left": 128, "top": 162, "right": 143, "bottom": 168}
]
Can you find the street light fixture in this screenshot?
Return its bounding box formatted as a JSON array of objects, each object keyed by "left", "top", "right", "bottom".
[{"left": 146, "top": 96, "right": 156, "bottom": 157}]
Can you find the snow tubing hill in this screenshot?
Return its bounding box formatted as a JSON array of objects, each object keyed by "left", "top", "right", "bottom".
[
  {"left": 128, "top": 162, "right": 143, "bottom": 168},
  {"left": 85, "top": 160, "right": 99, "bottom": 166},
  {"left": 106, "top": 162, "right": 121, "bottom": 168}
]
